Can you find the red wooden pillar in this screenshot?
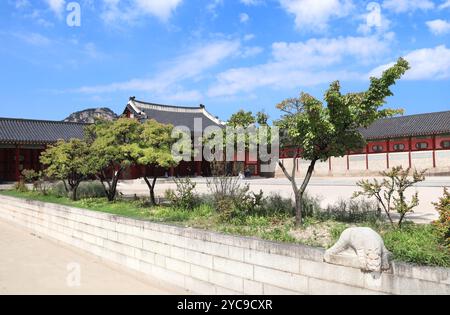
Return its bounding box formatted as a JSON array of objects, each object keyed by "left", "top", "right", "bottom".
[
  {"left": 366, "top": 144, "right": 369, "bottom": 170},
  {"left": 15, "top": 145, "right": 20, "bottom": 181},
  {"left": 170, "top": 166, "right": 175, "bottom": 177},
  {"left": 408, "top": 137, "right": 413, "bottom": 169},
  {"left": 346, "top": 151, "right": 350, "bottom": 171},
  {"left": 432, "top": 135, "right": 437, "bottom": 168},
  {"left": 195, "top": 161, "right": 202, "bottom": 177},
  {"left": 386, "top": 140, "right": 390, "bottom": 169}
]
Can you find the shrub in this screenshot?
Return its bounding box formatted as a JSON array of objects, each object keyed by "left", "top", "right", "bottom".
[
  {"left": 77, "top": 181, "right": 107, "bottom": 199},
  {"left": 317, "top": 199, "right": 382, "bottom": 224},
  {"left": 165, "top": 178, "right": 198, "bottom": 211},
  {"left": 433, "top": 188, "right": 450, "bottom": 248},
  {"left": 14, "top": 180, "right": 29, "bottom": 193},
  {"left": 20, "top": 169, "right": 51, "bottom": 195},
  {"left": 353, "top": 167, "right": 426, "bottom": 227},
  {"left": 21, "top": 169, "right": 41, "bottom": 184},
  {"left": 206, "top": 176, "right": 250, "bottom": 220},
  {"left": 52, "top": 181, "right": 106, "bottom": 199}
]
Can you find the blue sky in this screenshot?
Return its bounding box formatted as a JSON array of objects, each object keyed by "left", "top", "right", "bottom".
[{"left": 0, "top": 0, "right": 449, "bottom": 121}]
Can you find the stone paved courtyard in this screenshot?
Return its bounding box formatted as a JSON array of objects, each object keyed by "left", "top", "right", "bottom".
[{"left": 0, "top": 220, "right": 186, "bottom": 295}]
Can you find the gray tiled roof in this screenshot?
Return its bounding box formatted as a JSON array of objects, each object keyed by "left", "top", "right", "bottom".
[
  {"left": 359, "top": 110, "right": 450, "bottom": 140},
  {"left": 128, "top": 98, "right": 224, "bottom": 131},
  {"left": 0, "top": 118, "right": 86, "bottom": 144}
]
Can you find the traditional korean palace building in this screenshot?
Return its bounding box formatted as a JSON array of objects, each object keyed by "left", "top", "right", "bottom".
[{"left": 0, "top": 97, "right": 449, "bottom": 182}]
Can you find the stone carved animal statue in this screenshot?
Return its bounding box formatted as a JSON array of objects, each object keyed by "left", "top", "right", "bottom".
[{"left": 324, "top": 227, "right": 391, "bottom": 272}]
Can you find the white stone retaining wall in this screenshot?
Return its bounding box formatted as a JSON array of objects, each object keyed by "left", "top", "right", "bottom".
[{"left": 0, "top": 195, "right": 449, "bottom": 295}]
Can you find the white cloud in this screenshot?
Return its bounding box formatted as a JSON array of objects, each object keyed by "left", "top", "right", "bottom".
[
  {"left": 207, "top": 0, "right": 223, "bottom": 18},
  {"left": 440, "top": 0, "right": 450, "bottom": 9},
  {"left": 240, "top": 0, "right": 263, "bottom": 5},
  {"left": 208, "top": 36, "right": 391, "bottom": 97},
  {"left": 13, "top": 32, "right": 51, "bottom": 46},
  {"left": 382, "top": 0, "right": 435, "bottom": 13},
  {"left": 134, "top": 0, "right": 183, "bottom": 21},
  {"left": 240, "top": 13, "right": 250, "bottom": 23},
  {"left": 427, "top": 19, "right": 450, "bottom": 35},
  {"left": 74, "top": 40, "right": 241, "bottom": 99},
  {"left": 11, "top": 0, "right": 30, "bottom": 9},
  {"left": 45, "top": 0, "right": 66, "bottom": 18},
  {"left": 369, "top": 45, "right": 450, "bottom": 80},
  {"left": 244, "top": 34, "right": 255, "bottom": 41},
  {"left": 240, "top": 46, "right": 263, "bottom": 58},
  {"left": 279, "top": 0, "right": 354, "bottom": 31},
  {"left": 101, "top": 0, "right": 183, "bottom": 23}
]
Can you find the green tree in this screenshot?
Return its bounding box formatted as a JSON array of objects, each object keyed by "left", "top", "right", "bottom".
[
  {"left": 228, "top": 110, "right": 256, "bottom": 128},
  {"left": 86, "top": 118, "right": 143, "bottom": 201},
  {"left": 40, "top": 139, "right": 93, "bottom": 201},
  {"left": 276, "top": 58, "right": 410, "bottom": 226},
  {"left": 137, "top": 120, "right": 182, "bottom": 206}
]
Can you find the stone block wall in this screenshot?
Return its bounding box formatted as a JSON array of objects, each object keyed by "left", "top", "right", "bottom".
[{"left": 0, "top": 195, "right": 449, "bottom": 295}]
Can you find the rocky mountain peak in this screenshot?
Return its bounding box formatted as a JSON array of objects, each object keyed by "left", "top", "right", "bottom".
[{"left": 64, "top": 108, "right": 118, "bottom": 124}]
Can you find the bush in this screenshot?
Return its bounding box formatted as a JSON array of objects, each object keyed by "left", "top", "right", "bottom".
[
  {"left": 14, "top": 180, "right": 29, "bottom": 193},
  {"left": 20, "top": 169, "right": 51, "bottom": 195},
  {"left": 165, "top": 178, "right": 198, "bottom": 211},
  {"left": 316, "top": 199, "right": 382, "bottom": 224},
  {"left": 433, "top": 188, "right": 450, "bottom": 248},
  {"left": 353, "top": 167, "right": 426, "bottom": 227},
  {"left": 206, "top": 176, "right": 251, "bottom": 221},
  {"left": 383, "top": 224, "right": 450, "bottom": 267},
  {"left": 21, "top": 169, "right": 41, "bottom": 184},
  {"left": 77, "top": 181, "right": 107, "bottom": 199},
  {"left": 261, "top": 194, "right": 294, "bottom": 216},
  {"left": 52, "top": 181, "right": 106, "bottom": 199}
]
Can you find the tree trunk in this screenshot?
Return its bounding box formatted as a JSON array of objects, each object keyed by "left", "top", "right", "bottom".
[
  {"left": 101, "top": 168, "right": 123, "bottom": 202},
  {"left": 144, "top": 176, "right": 158, "bottom": 206},
  {"left": 278, "top": 157, "right": 318, "bottom": 226}
]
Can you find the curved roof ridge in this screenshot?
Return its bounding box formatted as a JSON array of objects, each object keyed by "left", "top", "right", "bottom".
[
  {"left": 129, "top": 97, "right": 225, "bottom": 126},
  {"left": 132, "top": 98, "right": 204, "bottom": 111}
]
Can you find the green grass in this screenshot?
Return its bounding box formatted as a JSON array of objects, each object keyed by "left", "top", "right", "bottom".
[
  {"left": 382, "top": 224, "right": 450, "bottom": 268},
  {"left": 1, "top": 190, "right": 449, "bottom": 268}
]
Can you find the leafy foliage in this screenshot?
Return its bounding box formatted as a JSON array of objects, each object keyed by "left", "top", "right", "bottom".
[
  {"left": 21, "top": 169, "right": 41, "bottom": 184},
  {"left": 433, "top": 188, "right": 450, "bottom": 248},
  {"left": 228, "top": 110, "right": 256, "bottom": 128},
  {"left": 86, "top": 118, "right": 144, "bottom": 201},
  {"left": 138, "top": 119, "right": 186, "bottom": 205},
  {"left": 40, "top": 139, "right": 94, "bottom": 200},
  {"left": 354, "top": 167, "right": 426, "bottom": 227},
  {"left": 276, "top": 58, "right": 410, "bottom": 225},
  {"left": 165, "top": 178, "right": 199, "bottom": 211}
]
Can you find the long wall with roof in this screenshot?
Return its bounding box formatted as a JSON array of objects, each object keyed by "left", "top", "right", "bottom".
[{"left": 277, "top": 134, "right": 450, "bottom": 177}]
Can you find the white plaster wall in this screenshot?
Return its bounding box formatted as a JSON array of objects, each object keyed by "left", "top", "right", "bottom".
[
  {"left": 436, "top": 151, "right": 450, "bottom": 172},
  {"left": 368, "top": 153, "right": 387, "bottom": 171},
  {"left": 389, "top": 152, "right": 410, "bottom": 169},
  {"left": 349, "top": 155, "right": 366, "bottom": 171},
  {"left": 412, "top": 151, "right": 434, "bottom": 170}
]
